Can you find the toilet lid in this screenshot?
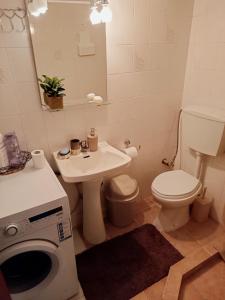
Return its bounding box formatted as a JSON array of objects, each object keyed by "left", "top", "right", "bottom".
[{"left": 152, "top": 170, "right": 200, "bottom": 197}]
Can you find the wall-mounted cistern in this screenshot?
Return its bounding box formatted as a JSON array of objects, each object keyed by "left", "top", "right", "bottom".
[{"left": 152, "top": 106, "right": 225, "bottom": 232}]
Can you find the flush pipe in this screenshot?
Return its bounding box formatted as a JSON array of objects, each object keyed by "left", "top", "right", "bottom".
[{"left": 194, "top": 151, "right": 204, "bottom": 179}]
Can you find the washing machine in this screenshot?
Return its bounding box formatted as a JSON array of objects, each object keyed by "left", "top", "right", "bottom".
[{"left": 0, "top": 160, "right": 79, "bottom": 300}]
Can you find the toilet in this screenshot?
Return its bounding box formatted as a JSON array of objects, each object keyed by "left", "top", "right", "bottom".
[
  {"left": 151, "top": 105, "right": 225, "bottom": 232},
  {"left": 152, "top": 170, "right": 202, "bottom": 231}
]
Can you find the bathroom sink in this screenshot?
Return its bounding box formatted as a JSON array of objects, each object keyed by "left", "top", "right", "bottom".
[
  {"left": 53, "top": 141, "right": 131, "bottom": 245},
  {"left": 53, "top": 141, "right": 131, "bottom": 183}
]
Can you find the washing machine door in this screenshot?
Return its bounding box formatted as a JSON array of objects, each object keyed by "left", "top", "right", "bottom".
[{"left": 0, "top": 240, "right": 62, "bottom": 296}]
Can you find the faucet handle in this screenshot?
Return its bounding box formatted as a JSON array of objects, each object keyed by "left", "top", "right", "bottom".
[{"left": 124, "top": 139, "right": 131, "bottom": 148}]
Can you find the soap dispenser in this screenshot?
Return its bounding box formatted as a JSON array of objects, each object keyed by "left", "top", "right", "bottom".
[{"left": 87, "top": 128, "right": 98, "bottom": 152}]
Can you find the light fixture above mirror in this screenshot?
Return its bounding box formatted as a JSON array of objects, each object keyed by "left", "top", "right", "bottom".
[
  {"left": 28, "top": 0, "right": 48, "bottom": 17},
  {"left": 90, "top": 0, "right": 112, "bottom": 25},
  {"left": 27, "top": 0, "right": 112, "bottom": 24}
]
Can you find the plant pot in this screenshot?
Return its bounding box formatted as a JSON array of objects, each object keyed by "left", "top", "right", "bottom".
[
  {"left": 44, "top": 94, "right": 63, "bottom": 110},
  {"left": 43, "top": 93, "right": 49, "bottom": 106}
]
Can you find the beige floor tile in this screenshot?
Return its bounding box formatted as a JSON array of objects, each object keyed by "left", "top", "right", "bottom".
[
  {"left": 74, "top": 227, "right": 94, "bottom": 251},
  {"left": 105, "top": 220, "right": 138, "bottom": 239},
  {"left": 69, "top": 293, "right": 85, "bottom": 300},
  {"left": 144, "top": 278, "right": 166, "bottom": 300},
  {"left": 162, "top": 269, "right": 183, "bottom": 300},
  {"left": 179, "top": 280, "right": 205, "bottom": 300},
  {"left": 203, "top": 235, "right": 225, "bottom": 256},
  {"left": 73, "top": 228, "right": 87, "bottom": 255},
  {"left": 184, "top": 255, "right": 225, "bottom": 300},
  {"left": 70, "top": 294, "right": 85, "bottom": 300},
  {"left": 134, "top": 204, "right": 161, "bottom": 227},
  {"left": 171, "top": 248, "right": 212, "bottom": 276},
  {"left": 161, "top": 226, "right": 201, "bottom": 257},
  {"left": 143, "top": 195, "right": 156, "bottom": 208},
  {"left": 183, "top": 219, "right": 225, "bottom": 247},
  {"left": 69, "top": 283, "right": 86, "bottom": 300},
  {"left": 131, "top": 291, "right": 148, "bottom": 300},
  {"left": 134, "top": 198, "right": 152, "bottom": 215}
]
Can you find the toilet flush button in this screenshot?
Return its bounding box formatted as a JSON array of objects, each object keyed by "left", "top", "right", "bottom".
[{"left": 5, "top": 224, "right": 18, "bottom": 236}]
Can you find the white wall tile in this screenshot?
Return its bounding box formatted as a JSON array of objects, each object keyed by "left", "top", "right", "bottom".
[
  {"left": 149, "top": 12, "right": 169, "bottom": 43},
  {"left": 182, "top": 1, "right": 225, "bottom": 224},
  {"left": 43, "top": 111, "right": 67, "bottom": 153},
  {"left": 107, "top": 45, "right": 134, "bottom": 74},
  {"left": 192, "top": 43, "right": 219, "bottom": 70},
  {"left": 133, "top": 0, "right": 151, "bottom": 44},
  {"left": 84, "top": 105, "right": 109, "bottom": 141},
  {"left": 0, "top": 30, "right": 30, "bottom": 49},
  {"left": 106, "top": 0, "right": 135, "bottom": 45},
  {"left": 150, "top": 0, "right": 168, "bottom": 14},
  {"left": 107, "top": 72, "right": 141, "bottom": 101},
  {"left": 64, "top": 107, "right": 87, "bottom": 141},
  {"left": 21, "top": 112, "right": 49, "bottom": 153},
  {"left": 149, "top": 43, "right": 175, "bottom": 71},
  {"left": 134, "top": 44, "right": 151, "bottom": 72},
  {"left": 15, "top": 82, "right": 42, "bottom": 113},
  {"left": 6, "top": 48, "right": 37, "bottom": 82},
  {"left": 194, "top": 0, "right": 225, "bottom": 18},
  {"left": 0, "top": 48, "right": 13, "bottom": 83},
  {"left": 202, "top": 160, "right": 225, "bottom": 221},
  {"left": 0, "top": 83, "right": 20, "bottom": 115}
]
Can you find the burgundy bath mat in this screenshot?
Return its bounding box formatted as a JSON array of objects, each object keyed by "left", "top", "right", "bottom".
[{"left": 76, "top": 224, "right": 183, "bottom": 300}]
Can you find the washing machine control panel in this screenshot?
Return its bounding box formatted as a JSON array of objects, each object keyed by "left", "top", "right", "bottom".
[
  {"left": 0, "top": 205, "right": 72, "bottom": 247},
  {"left": 5, "top": 224, "right": 19, "bottom": 236}
]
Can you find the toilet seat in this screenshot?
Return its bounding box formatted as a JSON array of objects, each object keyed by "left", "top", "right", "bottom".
[{"left": 151, "top": 170, "right": 201, "bottom": 200}]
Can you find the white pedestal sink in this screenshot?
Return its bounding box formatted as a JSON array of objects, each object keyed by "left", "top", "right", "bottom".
[{"left": 53, "top": 142, "right": 131, "bottom": 244}]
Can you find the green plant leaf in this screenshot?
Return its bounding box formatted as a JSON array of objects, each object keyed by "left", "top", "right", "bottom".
[{"left": 38, "top": 74, "right": 66, "bottom": 97}]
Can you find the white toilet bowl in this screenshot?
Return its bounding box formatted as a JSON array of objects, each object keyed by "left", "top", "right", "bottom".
[{"left": 151, "top": 170, "right": 202, "bottom": 232}]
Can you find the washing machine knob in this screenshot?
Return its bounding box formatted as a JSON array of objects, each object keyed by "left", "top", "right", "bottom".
[{"left": 5, "top": 224, "right": 18, "bottom": 236}]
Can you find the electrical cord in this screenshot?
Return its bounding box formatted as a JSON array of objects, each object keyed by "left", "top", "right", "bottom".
[{"left": 162, "top": 109, "right": 182, "bottom": 168}]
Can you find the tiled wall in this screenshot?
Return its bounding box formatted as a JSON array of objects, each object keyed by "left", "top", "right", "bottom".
[
  {"left": 0, "top": 0, "right": 193, "bottom": 222},
  {"left": 106, "top": 0, "right": 194, "bottom": 195},
  {"left": 182, "top": 0, "right": 225, "bottom": 224}
]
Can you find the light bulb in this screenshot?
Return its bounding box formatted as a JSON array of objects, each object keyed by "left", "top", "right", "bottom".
[
  {"left": 28, "top": 0, "right": 48, "bottom": 17},
  {"left": 38, "top": 0, "right": 48, "bottom": 14},
  {"left": 32, "top": 10, "right": 41, "bottom": 17},
  {"left": 100, "top": 5, "right": 112, "bottom": 23},
  {"left": 28, "top": 1, "right": 41, "bottom": 17},
  {"left": 90, "top": 7, "right": 101, "bottom": 25}
]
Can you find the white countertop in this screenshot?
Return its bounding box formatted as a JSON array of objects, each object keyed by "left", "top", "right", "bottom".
[{"left": 0, "top": 160, "right": 66, "bottom": 219}]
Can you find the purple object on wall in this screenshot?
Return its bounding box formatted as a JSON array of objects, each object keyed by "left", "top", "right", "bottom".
[{"left": 3, "top": 132, "right": 22, "bottom": 167}]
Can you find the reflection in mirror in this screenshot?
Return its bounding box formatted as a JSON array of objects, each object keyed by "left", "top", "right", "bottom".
[{"left": 28, "top": 0, "right": 107, "bottom": 109}]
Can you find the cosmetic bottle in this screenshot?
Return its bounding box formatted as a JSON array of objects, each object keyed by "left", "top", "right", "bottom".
[
  {"left": 4, "top": 132, "right": 21, "bottom": 167},
  {"left": 87, "top": 128, "right": 98, "bottom": 152}
]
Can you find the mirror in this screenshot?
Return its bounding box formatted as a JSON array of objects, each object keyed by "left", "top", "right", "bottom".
[{"left": 28, "top": 0, "right": 107, "bottom": 108}]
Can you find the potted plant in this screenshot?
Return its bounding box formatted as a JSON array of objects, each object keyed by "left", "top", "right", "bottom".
[{"left": 38, "top": 75, "right": 66, "bottom": 110}]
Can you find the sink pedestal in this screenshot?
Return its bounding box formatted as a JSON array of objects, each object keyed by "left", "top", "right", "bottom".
[
  {"left": 82, "top": 178, "right": 106, "bottom": 244},
  {"left": 53, "top": 142, "right": 131, "bottom": 245}
]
